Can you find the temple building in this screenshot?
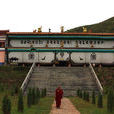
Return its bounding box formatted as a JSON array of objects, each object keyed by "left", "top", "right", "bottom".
[
  {"left": 6, "top": 29, "right": 114, "bottom": 66},
  {"left": 0, "top": 30, "right": 9, "bottom": 65}
]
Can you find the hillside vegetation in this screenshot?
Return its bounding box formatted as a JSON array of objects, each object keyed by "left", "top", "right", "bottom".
[{"left": 66, "top": 17, "right": 114, "bottom": 33}]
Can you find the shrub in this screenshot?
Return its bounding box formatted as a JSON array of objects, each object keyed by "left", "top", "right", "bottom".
[
  {"left": 92, "top": 91, "right": 96, "bottom": 104},
  {"left": 83, "top": 91, "right": 86, "bottom": 100},
  {"left": 32, "top": 88, "right": 36, "bottom": 105},
  {"left": 107, "top": 90, "right": 113, "bottom": 112},
  {"left": 79, "top": 90, "right": 82, "bottom": 98},
  {"left": 85, "top": 92, "right": 89, "bottom": 102},
  {"left": 2, "top": 95, "right": 11, "bottom": 114},
  {"left": 27, "top": 88, "right": 32, "bottom": 107},
  {"left": 97, "top": 93, "right": 103, "bottom": 108},
  {"left": 17, "top": 91, "right": 24, "bottom": 112},
  {"left": 35, "top": 88, "right": 40, "bottom": 104},
  {"left": 77, "top": 89, "right": 80, "bottom": 97}
]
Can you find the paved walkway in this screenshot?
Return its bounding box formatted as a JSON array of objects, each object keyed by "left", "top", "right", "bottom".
[{"left": 50, "top": 98, "right": 80, "bottom": 114}]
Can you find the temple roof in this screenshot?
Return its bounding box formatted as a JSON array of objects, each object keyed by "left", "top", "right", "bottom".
[{"left": 7, "top": 32, "right": 114, "bottom": 36}]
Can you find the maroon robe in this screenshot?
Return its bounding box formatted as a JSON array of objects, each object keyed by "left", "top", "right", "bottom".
[{"left": 55, "top": 87, "right": 63, "bottom": 108}]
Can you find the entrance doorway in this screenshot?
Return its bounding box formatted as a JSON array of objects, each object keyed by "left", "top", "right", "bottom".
[{"left": 56, "top": 61, "right": 69, "bottom": 66}]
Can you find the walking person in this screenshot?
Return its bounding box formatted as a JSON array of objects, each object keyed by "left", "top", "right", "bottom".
[{"left": 55, "top": 86, "right": 63, "bottom": 109}]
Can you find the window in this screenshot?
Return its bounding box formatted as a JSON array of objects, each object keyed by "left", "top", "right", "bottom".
[
  {"left": 50, "top": 40, "right": 53, "bottom": 44},
  {"left": 83, "top": 41, "right": 85, "bottom": 44},
  {"left": 47, "top": 40, "right": 49, "bottom": 44},
  {"left": 86, "top": 41, "right": 88, "bottom": 44},
  {"left": 57, "top": 40, "right": 59, "bottom": 44},
  {"left": 89, "top": 41, "right": 93, "bottom": 44},
  {"left": 39, "top": 40, "right": 43, "bottom": 44},
  {"left": 35, "top": 40, "right": 38, "bottom": 44},
  {"left": 101, "top": 41, "right": 104, "bottom": 44},
  {"left": 64, "top": 40, "right": 66, "bottom": 44},
  {"left": 97, "top": 41, "right": 100, "bottom": 44},
  {"left": 67, "top": 40, "right": 70, "bottom": 44},
  {"left": 90, "top": 53, "right": 96, "bottom": 60},
  {"left": 94, "top": 41, "right": 96, "bottom": 44},
  {"left": 54, "top": 40, "right": 56, "bottom": 44},
  {"left": 79, "top": 41, "right": 81, "bottom": 44}
]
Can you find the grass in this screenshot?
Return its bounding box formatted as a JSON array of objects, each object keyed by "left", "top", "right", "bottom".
[
  {"left": 0, "top": 65, "right": 29, "bottom": 87},
  {"left": 0, "top": 91, "right": 54, "bottom": 114},
  {"left": 0, "top": 65, "right": 54, "bottom": 114},
  {"left": 69, "top": 96, "right": 113, "bottom": 114}
]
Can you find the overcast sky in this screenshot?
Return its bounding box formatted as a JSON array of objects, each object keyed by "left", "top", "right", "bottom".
[{"left": 0, "top": 0, "right": 114, "bottom": 32}]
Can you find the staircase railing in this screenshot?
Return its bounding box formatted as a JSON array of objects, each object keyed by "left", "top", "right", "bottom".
[
  {"left": 20, "top": 62, "right": 36, "bottom": 93},
  {"left": 89, "top": 63, "right": 103, "bottom": 94}
]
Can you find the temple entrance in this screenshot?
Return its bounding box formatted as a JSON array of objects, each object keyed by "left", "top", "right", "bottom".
[{"left": 56, "top": 61, "right": 69, "bottom": 66}]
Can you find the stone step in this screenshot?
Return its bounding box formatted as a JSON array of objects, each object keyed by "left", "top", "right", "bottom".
[{"left": 25, "top": 66, "right": 100, "bottom": 96}]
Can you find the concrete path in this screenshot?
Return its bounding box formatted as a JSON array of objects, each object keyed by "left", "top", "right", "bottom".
[{"left": 50, "top": 98, "right": 80, "bottom": 114}]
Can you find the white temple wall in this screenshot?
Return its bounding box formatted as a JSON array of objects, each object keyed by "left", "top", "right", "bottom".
[
  {"left": 9, "top": 40, "right": 114, "bottom": 48},
  {"left": 39, "top": 52, "right": 54, "bottom": 63},
  {"left": 71, "top": 52, "right": 114, "bottom": 64},
  {"left": 8, "top": 52, "right": 54, "bottom": 63}
]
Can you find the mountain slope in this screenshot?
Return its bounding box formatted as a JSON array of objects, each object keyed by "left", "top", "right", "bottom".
[{"left": 66, "top": 17, "right": 114, "bottom": 33}]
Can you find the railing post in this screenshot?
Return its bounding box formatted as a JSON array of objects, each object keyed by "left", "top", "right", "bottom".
[
  {"left": 89, "top": 63, "right": 103, "bottom": 94},
  {"left": 20, "top": 62, "right": 36, "bottom": 94}
]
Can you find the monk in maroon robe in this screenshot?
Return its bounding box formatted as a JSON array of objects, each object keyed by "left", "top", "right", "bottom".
[{"left": 55, "top": 87, "right": 63, "bottom": 108}]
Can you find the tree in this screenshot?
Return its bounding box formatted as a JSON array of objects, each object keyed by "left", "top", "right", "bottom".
[
  {"left": 77, "top": 89, "right": 80, "bottom": 97},
  {"left": 97, "top": 93, "right": 103, "bottom": 108},
  {"left": 79, "top": 90, "right": 82, "bottom": 98},
  {"left": 83, "top": 91, "right": 86, "bottom": 100},
  {"left": 32, "top": 88, "right": 36, "bottom": 105},
  {"left": 44, "top": 88, "right": 47, "bottom": 97},
  {"left": 107, "top": 90, "right": 113, "bottom": 112},
  {"left": 92, "top": 91, "right": 96, "bottom": 104},
  {"left": 18, "top": 91, "right": 24, "bottom": 112},
  {"left": 35, "top": 88, "right": 40, "bottom": 104},
  {"left": 27, "top": 88, "right": 32, "bottom": 107},
  {"left": 86, "top": 92, "right": 89, "bottom": 102},
  {"left": 2, "top": 95, "right": 11, "bottom": 114}
]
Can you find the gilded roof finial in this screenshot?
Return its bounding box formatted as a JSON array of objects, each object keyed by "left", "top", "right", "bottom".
[
  {"left": 83, "top": 27, "right": 87, "bottom": 32},
  {"left": 38, "top": 26, "right": 42, "bottom": 32},
  {"left": 61, "top": 26, "right": 64, "bottom": 33}
]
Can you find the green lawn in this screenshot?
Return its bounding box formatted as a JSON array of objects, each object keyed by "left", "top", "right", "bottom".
[
  {"left": 0, "top": 65, "right": 54, "bottom": 114},
  {"left": 0, "top": 91, "right": 54, "bottom": 114},
  {"left": 0, "top": 65, "right": 29, "bottom": 88},
  {"left": 69, "top": 96, "right": 113, "bottom": 114}
]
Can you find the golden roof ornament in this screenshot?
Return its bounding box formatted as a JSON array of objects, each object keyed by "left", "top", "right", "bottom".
[
  {"left": 38, "top": 26, "right": 42, "bottom": 32},
  {"left": 83, "top": 27, "right": 87, "bottom": 32},
  {"left": 61, "top": 26, "right": 64, "bottom": 33}
]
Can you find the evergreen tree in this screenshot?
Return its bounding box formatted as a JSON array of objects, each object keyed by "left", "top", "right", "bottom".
[
  {"left": 79, "top": 90, "right": 82, "bottom": 98},
  {"left": 107, "top": 90, "right": 113, "bottom": 112},
  {"left": 83, "top": 91, "right": 86, "bottom": 100},
  {"left": 77, "top": 89, "right": 80, "bottom": 97},
  {"left": 35, "top": 88, "right": 40, "bottom": 104},
  {"left": 92, "top": 91, "right": 96, "bottom": 104},
  {"left": 86, "top": 92, "right": 89, "bottom": 102},
  {"left": 32, "top": 88, "right": 35, "bottom": 105},
  {"left": 2, "top": 95, "right": 11, "bottom": 114},
  {"left": 18, "top": 91, "right": 24, "bottom": 112},
  {"left": 27, "top": 88, "right": 32, "bottom": 107},
  {"left": 41, "top": 89, "right": 44, "bottom": 97},
  {"left": 44, "top": 88, "right": 47, "bottom": 97},
  {"left": 97, "top": 93, "right": 103, "bottom": 108}
]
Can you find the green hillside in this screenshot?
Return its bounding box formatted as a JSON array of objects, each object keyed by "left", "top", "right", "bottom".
[{"left": 66, "top": 17, "right": 114, "bottom": 33}]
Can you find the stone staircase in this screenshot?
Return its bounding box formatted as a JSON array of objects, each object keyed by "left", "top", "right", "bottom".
[{"left": 26, "top": 66, "right": 99, "bottom": 96}]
